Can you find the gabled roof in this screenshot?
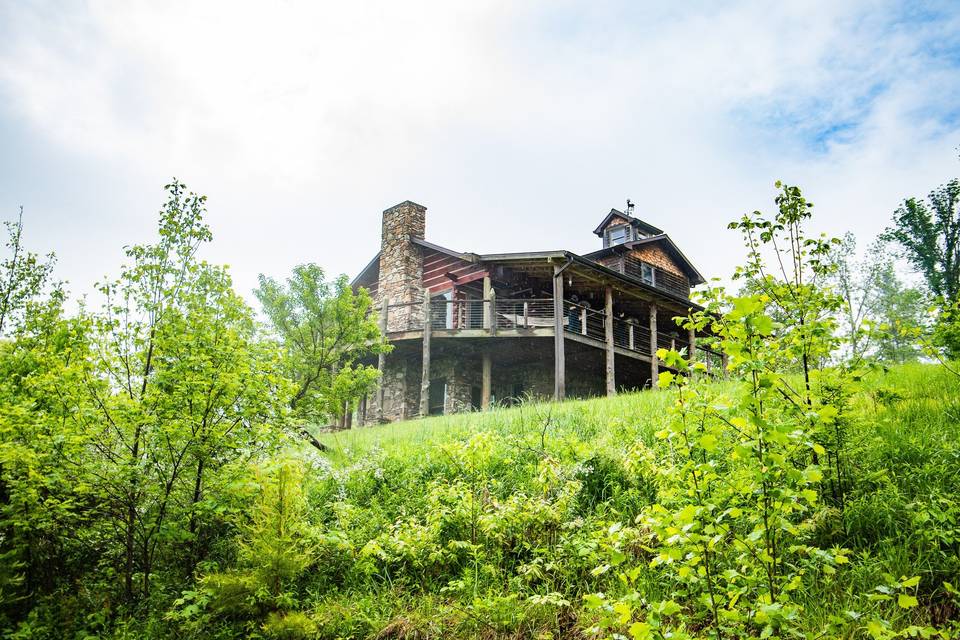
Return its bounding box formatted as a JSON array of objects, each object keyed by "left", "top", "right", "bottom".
[
  {"left": 592, "top": 208, "right": 664, "bottom": 237},
  {"left": 583, "top": 234, "right": 706, "bottom": 285},
  {"left": 351, "top": 238, "right": 477, "bottom": 289},
  {"left": 412, "top": 237, "right": 478, "bottom": 262}
]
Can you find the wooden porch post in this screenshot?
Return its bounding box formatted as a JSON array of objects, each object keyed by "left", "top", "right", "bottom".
[
  {"left": 721, "top": 353, "right": 729, "bottom": 378},
  {"left": 553, "top": 264, "right": 565, "bottom": 401},
  {"left": 688, "top": 326, "right": 697, "bottom": 366},
  {"left": 481, "top": 351, "right": 492, "bottom": 410},
  {"left": 482, "top": 275, "right": 492, "bottom": 330},
  {"left": 419, "top": 295, "right": 431, "bottom": 417},
  {"left": 605, "top": 286, "right": 615, "bottom": 396},
  {"left": 377, "top": 300, "right": 389, "bottom": 422},
  {"left": 649, "top": 303, "right": 659, "bottom": 388}
]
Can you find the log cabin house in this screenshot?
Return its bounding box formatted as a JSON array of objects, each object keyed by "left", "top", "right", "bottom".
[{"left": 350, "top": 200, "right": 721, "bottom": 424}]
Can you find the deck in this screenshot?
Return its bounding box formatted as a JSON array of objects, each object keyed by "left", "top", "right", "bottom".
[{"left": 375, "top": 295, "right": 723, "bottom": 415}]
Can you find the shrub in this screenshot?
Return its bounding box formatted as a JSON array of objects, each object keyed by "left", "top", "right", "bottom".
[{"left": 262, "top": 611, "right": 318, "bottom": 640}]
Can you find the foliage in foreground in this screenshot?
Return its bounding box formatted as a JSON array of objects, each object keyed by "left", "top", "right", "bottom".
[
  {"left": 2, "top": 181, "right": 960, "bottom": 638},
  {"left": 172, "top": 365, "right": 958, "bottom": 639}
]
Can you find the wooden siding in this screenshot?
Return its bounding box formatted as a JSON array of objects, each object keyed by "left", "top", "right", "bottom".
[
  {"left": 422, "top": 248, "right": 487, "bottom": 293},
  {"left": 598, "top": 214, "right": 630, "bottom": 235},
  {"left": 594, "top": 254, "right": 623, "bottom": 270},
  {"left": 355, "top": 269, "right": 379, "bottom": 298},
  {"left": 629, "top": 244, "right": 686, "bottom": 280}
]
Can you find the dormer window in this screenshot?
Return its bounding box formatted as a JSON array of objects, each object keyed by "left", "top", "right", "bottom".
[{"left": 606, "top": 224, "right": 630, "bottom": 247}]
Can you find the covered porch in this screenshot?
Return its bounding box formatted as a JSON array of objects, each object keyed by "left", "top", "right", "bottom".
[{"left": 368, "top": 254, "right": 725, "bottom": 421}]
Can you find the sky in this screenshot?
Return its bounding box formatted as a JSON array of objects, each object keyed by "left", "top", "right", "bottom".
[{"left": 2, "top": 0, "right": 959, "bottom": 303}]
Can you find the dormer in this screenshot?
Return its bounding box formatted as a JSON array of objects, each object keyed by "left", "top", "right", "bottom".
[{"left": 592, "top": 205, "right": 664, "bottom": 248}]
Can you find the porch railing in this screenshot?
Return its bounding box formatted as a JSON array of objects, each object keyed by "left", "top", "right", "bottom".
[
  {"left": 493, "top": 298, "right": 554, "bottom": 329},
  {"left": 379, "top": 297, "right": 719, "bottom": 370},
  {"left": 612, "top": 317, "right": 652, "bottom": 356},
  {"left": 563, "top": 300, "right": 607, "bottom": 342}
]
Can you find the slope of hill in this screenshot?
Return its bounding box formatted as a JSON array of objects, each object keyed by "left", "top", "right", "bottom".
[{"left": 248, "top": 363, "right": 959, "bottom": 639}]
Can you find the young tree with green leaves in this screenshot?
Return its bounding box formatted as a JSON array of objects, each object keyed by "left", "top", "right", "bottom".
[
  {"left": 883, "top": 176, "right": 960, "bottom": 304},
  {"left": 82, "top": 180, "right": 290, "bottom": 601},
  {"left": 0, "top": 207, "right": 73, "bottom": 624},
  {"left": 868, "top": 260, "right": 926, "bottom": 363},
  {"left": 0, "top": 293, "right": 94, "bottom": 626},
  {"left": 0, "top": 206, "right": 57, "bottom": 336},
  {"left": 587, "top": 183, "right": 852, "bottom": 639},
  {"left": 826, "top": 234, "right": 926, "bottom": 363},
  {"left": 882, "top": 168, "right": 960, "bottom": 357},
  {"left": 255, "top": 265, "right": 388, "bottom": 443}
]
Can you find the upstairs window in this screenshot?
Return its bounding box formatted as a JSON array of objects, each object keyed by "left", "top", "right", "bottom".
[
  {"left": 640, "top": 263, "right": 655, "bottom": 286},
  {"left": 606, "top": 224, "right": 630, "bottom": 246}
]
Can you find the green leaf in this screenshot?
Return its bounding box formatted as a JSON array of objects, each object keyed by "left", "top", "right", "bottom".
[
  {"left": 629, "top": 622, "right": 652, "bottom": 640},
  {"left": 897, "top": 594, "right": 918, "bottom": 609},
  {"left": 583, "top": 593, "right": 605, "bottom": 609},
  {"left": 658, "top": 371, "right": 675, "bottom": 388},
  {"left": 654, "top": 600, "right": 682, "bottom": 616},
  {"left": 753, "top": 314, "right": 774, "bottom": 336},
  {"left": 698, "top": 434, "right": 719, "bottom": 452}
]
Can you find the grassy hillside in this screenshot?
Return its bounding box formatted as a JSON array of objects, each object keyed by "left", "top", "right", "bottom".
[{"left": 225, "top": 363, "right": 960, "bottom": 639}]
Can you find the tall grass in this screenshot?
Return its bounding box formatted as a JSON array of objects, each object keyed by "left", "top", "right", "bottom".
[{"left": 162, "top": 364, "right": 959, "bottom": 638}]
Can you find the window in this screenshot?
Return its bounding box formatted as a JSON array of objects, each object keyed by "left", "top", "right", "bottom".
[
  {"left": 431, "top": 291, "right": 453, "bottom": 329},
  {"left": 429, "top": 378, "right": 447, "bottom": 415},
  {"left": 640, "top": 263, "right": 655, "bottom": 286},
  {"left": 606, "top": 224, "right": 630, "bottom": 246}
]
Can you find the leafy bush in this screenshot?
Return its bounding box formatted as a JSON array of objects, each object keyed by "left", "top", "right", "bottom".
[{"left": 262, "top": 611, "right": 318, "bottom": 640}]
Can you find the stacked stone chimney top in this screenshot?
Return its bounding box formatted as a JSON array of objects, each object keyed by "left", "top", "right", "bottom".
[
  {"left": 382, "top": 200, "right": 426, "bottom": 242},
  {"left": 378, "top": 201, "right": 427, "bottom": 320}
]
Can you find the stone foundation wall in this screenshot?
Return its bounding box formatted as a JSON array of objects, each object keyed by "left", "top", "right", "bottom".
[
  {"left": 491, "top": 359, "right": 553, "bottom": 405},
  {"left": 362, "top": 342, "right": 609, "bottom": 424},
  {"left": 431, "top": 357, "right": 480, "bottom": 414},
  {"left": 382, "top": 357, "right": 410, "bottom": 422}
]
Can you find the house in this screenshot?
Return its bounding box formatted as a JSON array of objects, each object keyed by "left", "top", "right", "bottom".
[{"left": 351, "top": 199, "right": 721, "bottom": 424}]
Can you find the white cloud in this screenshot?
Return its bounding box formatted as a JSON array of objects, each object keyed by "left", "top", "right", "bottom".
[{"left": 1, "top": 0, "right": 958, "bottom": 300}]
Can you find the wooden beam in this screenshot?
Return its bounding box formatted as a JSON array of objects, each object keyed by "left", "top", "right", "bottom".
[
  {"left": 688, "top": 326, "right": 697, "bottom": 366},
  {"left": 482, "top": 275, "right": 492, "bottom": 329},
  {"left": 481, "top": 351, "right": 492, "bottom": 411},
  {"left": 605, "top": 285, "right": 616, "bottom": 396},
  {"left": 377, "top": 300, "right": 389, "bottom": 422},
  {"left": 419, "top": 295, "right": 431, "bottom": 417},
  {"left": 553, "top": 265, "right": 565, "bottom": 401},
  {"left": 649, "top": 303, "right": 659, "bottom": 388}
]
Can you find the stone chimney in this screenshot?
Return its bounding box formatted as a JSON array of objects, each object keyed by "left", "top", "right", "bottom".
[{"left": 378, "top": 201, "right": 426, "bottom": 330}]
